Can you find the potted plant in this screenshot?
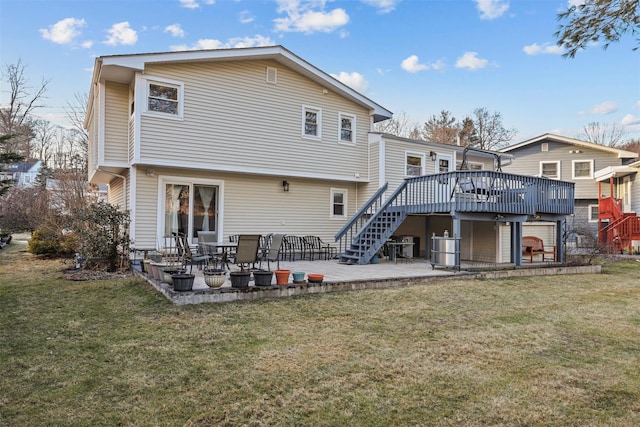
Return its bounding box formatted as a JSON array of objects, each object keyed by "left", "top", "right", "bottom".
[
  {"left": 253, "top": 270, "right": 273, "bottom": 287},
  {"left": 230, "top": 270, "right": 251, "bottom": 288},
  {"left": 171, "top": 272, "right": 195, "bottom": 291},
  {"left": 307, "top": 273, "right": 324, "bottom": 284},
  {"left": 275, "top": 269, "right": 290, "bottom": 286},
  {"left": 292, "top": 271, "right": 306, "bottom": 284},
  {"left": 203, "top": 268, "right": 226, "bottom": 288}
]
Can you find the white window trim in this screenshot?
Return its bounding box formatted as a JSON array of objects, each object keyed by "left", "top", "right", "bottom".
[
  {"left": 142, "top": 76, "right": 184, "bottom": 121},
  {"left": 302, "top": 105, "right": 322, "bottom": 140},
  {"left": 405, "top": 151, "right": 425, "bottom": 177},
  {"left": 540, "top": 160, "right": 560, "bottom": 180},
  {"left": 338, "top": 112, "right": 356, "bottom": 145},
  {"left": 572, "top": 159, "right": 594, "bottom": 179},
  {"left": 588, "top": 204, "right": 599, "bottom": 223},
  {"left": 330, "top": 187, "right": 347, "bottom": 219},
  {"left": 156, "top": 175, "right": 225, "bottom": 246}
]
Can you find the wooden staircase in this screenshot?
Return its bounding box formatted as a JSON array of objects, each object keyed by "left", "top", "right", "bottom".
[{"left": 598, "top": 196, "right": 640, "bottom": 252}]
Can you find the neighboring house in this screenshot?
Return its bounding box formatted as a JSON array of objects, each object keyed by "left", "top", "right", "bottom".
[
  {"left": 86, "top": 46, "right": 573, "bottom": 268},
  {"left": 501, "top": 134, "right": 638, "bottom": 251},
  {"left": 594, "top": 159, "right": 640, "bottom": 252},
  {"left": 1, "top": 160, "right": 42, "bottom": 188}
]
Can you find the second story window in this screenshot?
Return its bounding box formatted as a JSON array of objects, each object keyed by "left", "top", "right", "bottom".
[
  {"left": 144, "top": 77, "right": 184, "bottom": 119},
  {"left": 339, "top": 113, "right": 355, "bottom": 144},
  {"left": 148, "top": 83, "right": 178, "bottom": 114},
  {"left": 540, "top": 161, "right": 560, "bottom": 179},
  {"left": 572, "top": 160, "right": 593, "bottom": 179},
  {"left": 406, "top": 154, "right": 424, "bottom": 176},
  {"left": 302, "top": 106, "right": 321, "bottom": 139}
]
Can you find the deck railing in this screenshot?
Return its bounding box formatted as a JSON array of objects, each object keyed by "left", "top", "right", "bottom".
[{"left": 335, "top": 171, "right": 574, "bottom": 264}]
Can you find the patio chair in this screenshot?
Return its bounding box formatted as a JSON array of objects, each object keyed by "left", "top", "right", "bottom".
[
  {"left": 233, "top": 234, "right": 261, "bottom": 271},
  {"left": 260, "top": 233, "right": 285, "bottom": 271},
  {"left": 176, "top": 234, "right": 211, "bottom": 272},
  {"left": 304, "top": 236, "right": 336, "bottom": 260},
  {"left": 283, "top": 235, "right": 308, "bottom": 261}
]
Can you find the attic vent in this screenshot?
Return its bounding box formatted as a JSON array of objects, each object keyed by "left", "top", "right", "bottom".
[
  {"left": 541, "top": 143, "right": 548, "bottom": 152},
  {"left": 266, "top": 67, "right": 277, "bottom": 84}
]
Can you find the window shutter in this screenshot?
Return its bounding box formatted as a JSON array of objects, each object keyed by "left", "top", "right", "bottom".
[{"left": 266, "top": 67, "right": 277, "bottom": 84}]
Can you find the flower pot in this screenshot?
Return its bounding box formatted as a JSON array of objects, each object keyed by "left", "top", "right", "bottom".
[
  {"left": 253, "top": 270, "right": 274, "bottom": 287},
  {"left": 230, "top": 271, "right": 251, "bottom": 289},
  {"left": 148, "top": 261, "right": 162, "bottom": 280},
  {"left": 275, "top": 270, "right": 290, "bottom": 286},
  {"left": 307, "top": 273, "right": 324, "bottom": 284},
  {"left": 292, "top": 271, "right": 306, "bottom": 283},
  {"left": 171, "top": 273, "right": 195, "bottom": 292},
  {"left": 203, "top": 269, "right": 226, "bottom": 288},
  {"left": 161, "top": 269, "right": 186, "bottom": 285}
]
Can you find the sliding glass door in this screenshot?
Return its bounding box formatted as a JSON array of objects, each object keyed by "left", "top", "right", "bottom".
[{"left": 163, "top": 182, "right": 218, "bottom": 243}]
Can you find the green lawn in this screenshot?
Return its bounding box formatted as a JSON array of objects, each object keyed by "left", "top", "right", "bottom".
[{"left": 1, "top": 242, "right": 639, "bottom": 426}]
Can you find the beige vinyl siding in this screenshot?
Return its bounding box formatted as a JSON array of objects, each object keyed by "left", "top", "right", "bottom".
[
  {"left": 103, "top": 82, "right": 129, "bottom": 164},
  {"left": 137, "top": 60, "right": 370, "bottom": 179},
  {"left": 130, "top": 166, "right": 355, "bottom": 248},
  {"left": 631, "top": 173, "right": 640, "bottom": 213},
  {"left": 106, "top": 172, "right": 128, "bottom": 210}
]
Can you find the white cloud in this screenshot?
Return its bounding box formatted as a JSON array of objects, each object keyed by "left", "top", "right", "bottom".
[
  {"left": 165, "top": 24, "right": 185, "bottom": 38},
  {"left": 621, "top": 114, "right": 640, "bottom": 127},
  {"left": 401, "top": 55, "right": 427, "bottom": 73},
  {"left": 274, "top": 0, "right": 349, "bottom": 33},
  {"left": 567, "top": 0, "right": 585, "bottom": 7},
  {"left": 179, "top": 0, "right": 214, "bottom": 9},
  {"left": 580, "top": 101, "right": 618, "bottom": 115},
  {"left": 81, "top": 40, "right": 93, "bottom": 48},
  {"left": 455, "top": 52, "right": 489, "bottom": 70},
  {"left": 104, "top": 22, "right": 138, "bottom": 46},
  {"left": 400, "top": 55, "right": 446, "bottom": 73},
  {"left": 361, "top": 0, "right": 400, "bottom": 14},
  {"left": 473, "top": 0, "right": 509, "bottom": 20},
  {"left": 331, "top": 71, "right": 369, "bottom": 93},
  {"left": 523, "top": 42, "right": 564, "bottom": 55},
  {"left": 239, "top": 10, "right": 255, "bottom": 24},
  {"left": 170, "top": 35, "right": 275, "bottom": 51},
  {"left": 40, "top": 17, "right": 86, "bottom": 45}
]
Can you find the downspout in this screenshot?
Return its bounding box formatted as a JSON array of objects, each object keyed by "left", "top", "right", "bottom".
[{"left": 96, "top": 169, "right": 127, "bottom": 211}]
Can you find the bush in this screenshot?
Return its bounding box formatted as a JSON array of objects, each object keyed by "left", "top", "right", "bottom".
[
  {"left": 28, "top": 227, "right": 77, "bottom": 256},
  {"left": 74, "top": 202, "right": 130, "bottom": 271}
]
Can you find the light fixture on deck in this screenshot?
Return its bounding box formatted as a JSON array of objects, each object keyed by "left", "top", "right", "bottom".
[
  {"left": 429, "top": 151, "right": 437, "bottom": 161},
  {"left": 282, "top": 180, "right": 290, "bottom": 192}
]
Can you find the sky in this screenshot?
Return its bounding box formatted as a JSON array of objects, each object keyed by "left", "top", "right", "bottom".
[{"left": 1, "top": 0, "right": 639, "bottom": 144}]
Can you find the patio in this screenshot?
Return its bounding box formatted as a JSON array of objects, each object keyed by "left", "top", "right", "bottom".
[{"left": 134, "top": 256, "right": 587, "bottom": 305}]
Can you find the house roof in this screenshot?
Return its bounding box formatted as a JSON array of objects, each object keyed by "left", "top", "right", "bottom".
[
  {"left": 87, "top": 45, "right": 393, "bottom": 125},
  {"left": 594, "top": 165, "right": 638, "bottom": 181},
  {"left": 501, "top": 133, "right": 639, "bottom": 159},
  {"left": 8, "top": 160, "right": 41, "bottom": 173}
]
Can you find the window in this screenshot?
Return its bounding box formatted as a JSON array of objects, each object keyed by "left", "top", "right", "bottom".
[
  {"left": 330, "top": 188, "right": 347, "bottom": 218},
  {"left": 588, "top": 204, "right": 599, "bottom": 223},
  {"left": 145, "top": 78, "right": 183, "bottom": 119},
  {"left": 339, "top": 113, "right": 355, "bottom": 144},
  {"left": 302, "top": 106, "right": 321, "bottom": 139},
  {"left": 406, "top": 153, "right": 424, "bottom": 176},
  {"left": 540, "top": 161, "right": 560, "bottom": 179},
  {"left": 162, "top": 180, "right": 220, "bottom": 244},
  {"left": 572, "top": 160, "right": 593, "bottom": 179}
]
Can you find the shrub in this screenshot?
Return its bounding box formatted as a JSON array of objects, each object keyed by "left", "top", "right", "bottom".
[
  {"left": 73, "top": 202, "right": 130, "bottom": 271},
  {"left": 28, "top": 227, "right": 76, "bottom": 256}
]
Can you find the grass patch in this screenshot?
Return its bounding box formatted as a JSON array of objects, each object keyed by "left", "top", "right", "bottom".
[{"left": 2, "top": 242, "right": 640, "bottom": 425}]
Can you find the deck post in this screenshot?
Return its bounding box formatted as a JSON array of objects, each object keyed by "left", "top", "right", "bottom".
[
  {"left": 425, "top": 216, "right": 431, "bottom": 260},
  {"left": 556, "top": 219, "right": 564, "bottom": 263},
  {"left": 512, "top": 221, "right": 523, "bottom": 266},
  {"left": 452, "top": 218, "right": 461, "bottom": 270}
]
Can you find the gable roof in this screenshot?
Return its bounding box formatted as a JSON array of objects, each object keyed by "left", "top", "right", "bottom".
[
  {"left": 87, "top": 45, "right": 392, "bottom": 125},
  {"left": 501, "top": 133, "right": 639, "bottom": 159}
]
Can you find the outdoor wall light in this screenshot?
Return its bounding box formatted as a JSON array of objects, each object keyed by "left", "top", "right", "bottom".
[
  {"left": 282, "top": 180, "right": 290, "bottom": 192},
  {"left": 429, "top": 151, "right": 437, "bottom": 161}
]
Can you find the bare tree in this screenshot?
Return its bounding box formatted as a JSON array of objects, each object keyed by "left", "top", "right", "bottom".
[
  {"left": 471, "top": 107, "right": 518, "bottom": 150},
  {"left": 30, "top": 118, "right": 59, "bottom": 165},
  {"left": 374, "top": 111, "right": 423, "bottom": 139},
  {"left": 579, "top": 121, "right": 626, "bottom": 147},
  {"left": 64, "top": 92, "right": 89, "bottom": 160},
  {"left": 555, "top": 0, "right": 640, "bottom": 58},
  {"left": 422, "top": 110, "right": 459, "bottom": 145},
  {"left": 619, "top": 137, "right": 640, "bottom": 153},
  {"left": 0, "top": 60, "right": 50, "bottom": 156}
]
